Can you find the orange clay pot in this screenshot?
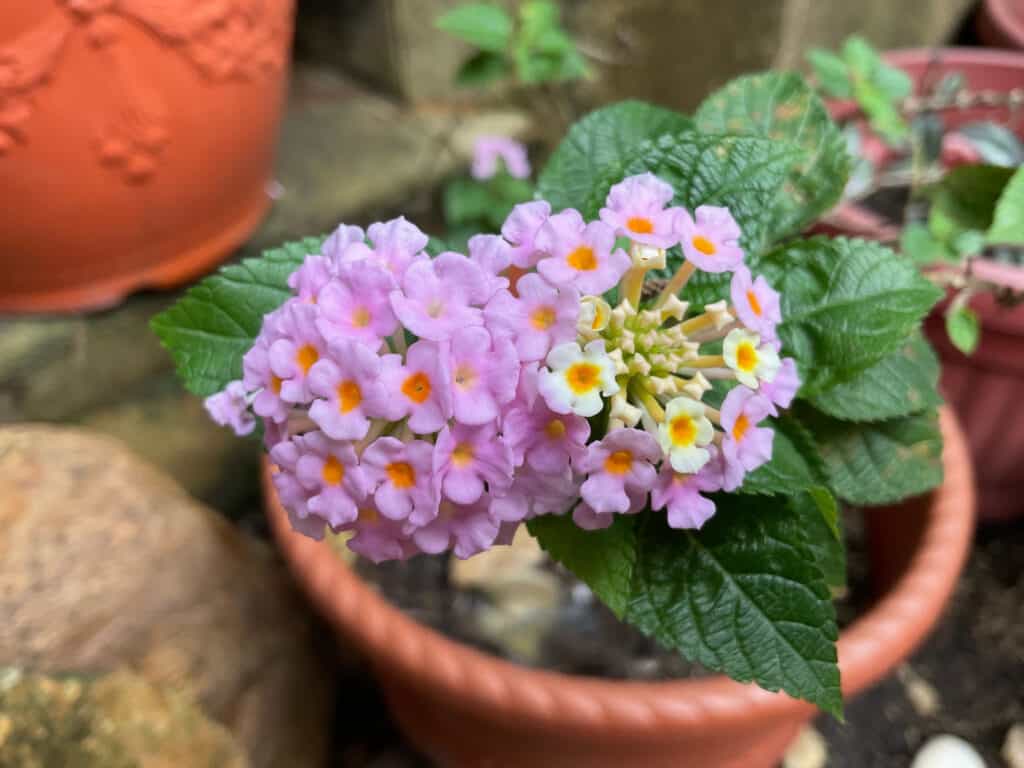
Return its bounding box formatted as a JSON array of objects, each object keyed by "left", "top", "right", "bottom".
[
  {"left": 264, "top": 407, "right": 974, "bottom": 768},
  {"left": 0, "top": 1, "right": 294, "bottom": 313}
]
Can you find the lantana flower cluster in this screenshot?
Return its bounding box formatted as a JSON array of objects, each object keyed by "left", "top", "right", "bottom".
[{"left": 205, "top": 172, "right": 800, "bottom": 561}]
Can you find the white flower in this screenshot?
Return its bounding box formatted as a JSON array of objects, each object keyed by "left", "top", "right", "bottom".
[
  {"left": 658, "top": 397, "right": 714, "bottom": 473},
  {"left": 723, "top": 328, "right": 780, "bottom": 389},
  {"left": 538, "top": 340, "right": 620, "bottom": 417}
]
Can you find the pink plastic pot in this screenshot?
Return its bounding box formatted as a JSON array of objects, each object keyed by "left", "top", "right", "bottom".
[{"left": 978, "top": 0, "right": 1024, "bottom": 50}]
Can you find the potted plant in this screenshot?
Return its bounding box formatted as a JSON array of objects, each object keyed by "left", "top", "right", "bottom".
[
  {"left": 152, "top": 70, "right": 974, "bottom": 766},
  {"left": 0, "top": 0, "right": 294, "bottom": 313},
  {"left": 808, "top": 38, "right": 1024, "bottom": 521}
]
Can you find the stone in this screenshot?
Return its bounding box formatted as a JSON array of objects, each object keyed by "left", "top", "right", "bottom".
[
  {"left": 1004, "top": 724, "right": 1024, "bottom": 768},
  {"left": 898, "top": 664, "right": 941, "bottom": 717},
  {"left": 0, "top": 668, "right": 247, "bottom": 768},
  {"left": 783, "top": 725, "right": 828, "bottom": 768},
  {"left": 0, "top": 425, "right": 332, "bottom": 768},
  {"left": 911, "top": 735, "right": 986, "bottom": 768}
]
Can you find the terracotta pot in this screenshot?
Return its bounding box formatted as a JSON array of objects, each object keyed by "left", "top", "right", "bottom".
[
  {"left": 0, "top": 1, "right": 294, "bottom": 313},
  {"left": 926, "top": 295, "right": 1024, "bottom": 522},
  {"left": 818, "top": 47, "right": 1024, "bottom": 242},
  {"left": 263, "top": 407, "right": 974, "bottom": 768},
  {"left": 978, "top": 0, "right": 1024, "bottom": 50}
]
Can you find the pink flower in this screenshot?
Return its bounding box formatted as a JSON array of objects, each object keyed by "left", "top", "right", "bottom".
[
  {"left": 293, "top": 431, "right": 367, "bottom": 528},
  {"left": 412, "top": 498, "right": 501, "bottom": 559},
  {"left": 204, "top": 380, "right": 255, "bottom": 436},
  {"left": 433, "top": 421, "right": 514, "bottom": 504},
  {"left": 578, "top": 428, "right": 661, "bottom": 515},
  {"left": 536, "top": 210, "right": 630, "bottom": 295},
  {"left": 502, "top": 201, "right": 551, "bottom": 268},
  {"left": 345, "top": 503, "right": 417, "bottom": 563},
  {"left": 307, "top": 339, "right": 387, "bottom": 440},
  {"left": 378, "top": 341, "right": 452, "bottom": 434},
  {"left": 502, "top": 397, "right": 589, "bottom": 473},
  {"left": 268, "top": 299, "right": 327, "bottom": 404},
  {"left": 485, "top": 273, "right": 579, "bottom": 362},
  {"left": 677, "top": 205, "right": 744, "bottom": 273},
  {"left": 490, "top": 465, "right": 578, "bottom": 523},
  {"left": 243, "top": 318, "right": 290, "bottom": 423},
  {"left": 316, "top": 261, "right": 398, "bottom": 347},
  {"left": 365, "top": 217, "right": 430, "bottom": 280},
  {"left": 288, "top": 254, "right": 333, "bottom": 303},
  {"left": 269, "top": 441, "right": 325, "bottom": 540},
  {"left": 650, "top": 453, "right": 723, "bottom": 529},
  {"left": 468, "top": 234, "right": 512, "bottom": 301},
  {"left": 320, "top": 223, "right": 366, "bottom": 268},
  {"left": 390, "top": 252, "right": 486, "bottom": 341},
  {"left": 760, "top": 356, "right": 800, "bottom": 417},
  {"left": 360, "top": 437, "right": 438, "bottom": 526},
  {"left": 472, "top": 136, "right": 531, "bottom": 180},
  {"left": 719, "top": 386, "right": 774, "bottom": 491},
  {"left": 599, "top": 172, "right": 681, "bottom": 248},
  {"left": 446, "top": 326, "right": 519, "bottom": 425},
  {"left": 730, "top": 265, "right": 782, "bottom": 340},
  {"left": 572, "top": 487, "right": 647, "bottom": 531}
]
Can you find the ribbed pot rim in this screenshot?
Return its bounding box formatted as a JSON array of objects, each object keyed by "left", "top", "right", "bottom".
[{"left": 264, "top": 407, "right": 974, "bottom": 731}]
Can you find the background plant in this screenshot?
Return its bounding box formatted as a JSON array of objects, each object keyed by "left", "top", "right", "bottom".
[{"left": 153, "top": 70, "right": 944, "bottom": 717}]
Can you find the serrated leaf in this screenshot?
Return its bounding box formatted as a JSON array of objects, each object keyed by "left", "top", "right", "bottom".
[
  {"left": 456, "top": 50, "right": 510, "bottom": 87},
  {"left": 759, "top": 237, "right": 942, "bottom": 397},
  {"left": 946, "top": 305, "right": 980, "bottom": 355},
  {"left": 150, "top": 237, "right": 324, "bottom": 397},
  {"left": 537, "top": 101, "right": 694, "bottom": 214},
  {"left": 436, "top": 3, "right": 512, "bottom": 52},
  {"left": 931, "top": 164, "right": 1015, "bottom": 233},
  {"left": 799, "top": 406, "right": 944, "bottom": 506},
  {"left": 988, "top": 166, "right": 1024, "bottom": 245},
  {"left": 810, "top": 333, "right": 942, "bottom": 422},
  {"left": 695, "top": 71, "right": 850, "bottom": 237},
  {"left": 791, "top": 490, "right": 846, "bottom": 589},
  {"left": 806, "top": 49, "right": 852, "bottom": 99},
  {"left": 739, "top": 419, "right": 820, "bottom": 495}
]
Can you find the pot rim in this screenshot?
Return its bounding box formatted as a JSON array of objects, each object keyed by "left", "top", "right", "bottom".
[{"left": 263, "top": 407, "right": 973, "bottom": 730}]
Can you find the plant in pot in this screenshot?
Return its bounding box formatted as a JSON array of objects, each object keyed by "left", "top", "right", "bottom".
[
  {"left": 809, "top": 37, "right": 1024, "bottom": 521},
  {"left": 152, "top": 70, "right": 974, "bottom": 767}
]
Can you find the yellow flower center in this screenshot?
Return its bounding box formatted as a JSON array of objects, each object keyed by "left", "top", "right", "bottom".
[
  {"left": 530, "top": 306, "right": 556, "bottom": 330},
  {"left": 338, "top": 380, "right": 361, "bottom": 413},
  {"left": 736, "top": 342, "right": 758, "bottom": 373},
  {"left": 426, "top": 299, "right": 446, "bottom": 318},
  {"left": 401, "top": 372, "right": 432, "bottom": 404},
  {"left": 386, "top": 461, "right": 416, "bottom": 489},
  {"left": 351, "top": 307, "right": 371, "bottom": 328},
  {"left": 322, "top": 455, "right": 344, "bottom": 485},
  {"left": 296, "top": 344, "right": 319, "bottom": 375},
  {"left": 454, "top": 363, "right": 478, "bottom": 390},
  {"left": 670, "top": 414, "right": 697, "bottom": 446},
  {"left": 270, "top": 375, "right": 283, "bottom": 395},
  {"left": 746, "top": 289, "right": 763, "bottom": 317},
  {"left": 732, "top": 413, "right": 750, "bottom": 442},
  {"left": 692, "top": 235, "right": 716, "bottom": 255},
  {"left": 604, "top": 450, "right": 633, "bottom": 475},
  {"left": 627, "top": 216, "right": 654, "bottom": 234},
  {"left": 545, "top": 418, "right": 566, "bottom": 439},
  {"left": 452, "top": 442, "right": 475, "bottom": 468},
  {"left": 567, "top": 245, "right": 597, "bottom": 271},
  {"left": 565, "top": 362, "right": 601, "bottom": 394}
]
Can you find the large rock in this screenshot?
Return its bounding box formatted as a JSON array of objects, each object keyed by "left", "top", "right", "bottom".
[
  {"left": 0, "top": 668, "right": 247, "bottom": 768},
  {"left": 0, "top": 425, "right": 332, "bottom": 768}
]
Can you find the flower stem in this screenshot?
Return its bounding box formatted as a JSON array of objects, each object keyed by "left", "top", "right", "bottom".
[
  {"left": 630, "top": 380, "right": 665, "bottom": 423},
  {"left": 683, "top": 354, "right": 726, "bottom": 369},
  {"left": 653, "top": 261, "right": 696, "bottom": 309}
]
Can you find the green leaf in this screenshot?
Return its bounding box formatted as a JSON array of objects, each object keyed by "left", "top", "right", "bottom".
[
  {"left": 842, "top": 36, "right": 882, "bottom": 78},
  {"left": 806, "top": 49, "right": 852, "bottom": 98},
  {"left": 946, "top": 305, "right": 980, "bottom": 355},
  {"left": 739, "top": 419, "right": 821, "bottom": 495},
  {"left": 537, "top": 101, "right": 694, "bottom": 214},
  {"left": 952, "top": 229, "right": 987, "bottom": 257},
  {"left": 988, "top": 166, "right": 1024, "bottom": 245},
  {"left": 436, "top": 3, "right": 512, "bottom": 52},
  {"left": 900, "top": 222, "right": 942, "bottom": 264},
  {"left": 150, "top": 237, "right": 324, "bottom": 397},
  {"left": 759, "top": 237, "right": 942, "bottom": 397},
  {"left": 872, "top": 61, "right": 913, "bottom": 103},
  {"left": 854, "top": 80, "right": 908, "bottom": 144},
  {"left": 695, "top": 72, "right": 850, "bottom": 238},
  {"left": 810, "top": 333, "right": 941, "bottom": 422},
  {"left": 456, "top": 50, "right": 510, "bottom": 87},
  {"left": 800, "top": 406, "right": 944, "bottom": 505},
  {"left": 930, "top": 164, "right": 1015, "bottom": 233},
  {"left": 444, "top": 177, "right": 493, "bottom": 227},
  {"left": 790, "top": 490, "right": 846, "bottom": 590}
]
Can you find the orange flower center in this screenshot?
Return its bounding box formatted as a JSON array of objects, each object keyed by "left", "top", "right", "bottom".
[
  {"left": 452, "top": 443, "right": 475, "bottom": 468},
  {"left": 746, "top": 289, "right": 763, "bottom": 317},
  {"left": 732, "top": 413, "right": 750, "bottom": 442},
  {"left": 692, "top": 235, "right": 716, "bottom": 255},
  {"left": 351, "top": 307, "right": 371, "bottom": 328},
  {"left": 604, "top": 450, "right": 633, "bottom": 475},
  {"left": 545, "top": 418, "right": 566, "bottom": 439},
  {"left": 296, "top": 344, "right": 319, "bottom": 374},
  {"left": 627, "top": 216, "right": 654, "bottom": 234},
  {"left": 566, "top": 362, "right": 600, "bottom": 394},
  {"left": 386, "top": 461, "right": 416, "bottom": 489},
  {"left": 270, "top": 375, "right": 283, "bottom": 395},
  {"left": 401, "top": 372, "right": 432, "bottom": 403},
  {"left": 530, "top": 306, "right": 556, "bottom": 330},
  {"left": 567, "top": 246, "right": 597, "bottom": 271},
  {"left": 454, "top": 363, "right": 478, "bottom": 390},
  {"left": 736, "top": 342, "right": 758, "bottom": 373},
  {"left": 322, "top": 455, "right": 344, "bottom": 485},
  {"left": 338, "top": 380, "right": 362, "bottom": 413},
  {"left": 670, "top": 415, "right": 697, "bottom": 446}
]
